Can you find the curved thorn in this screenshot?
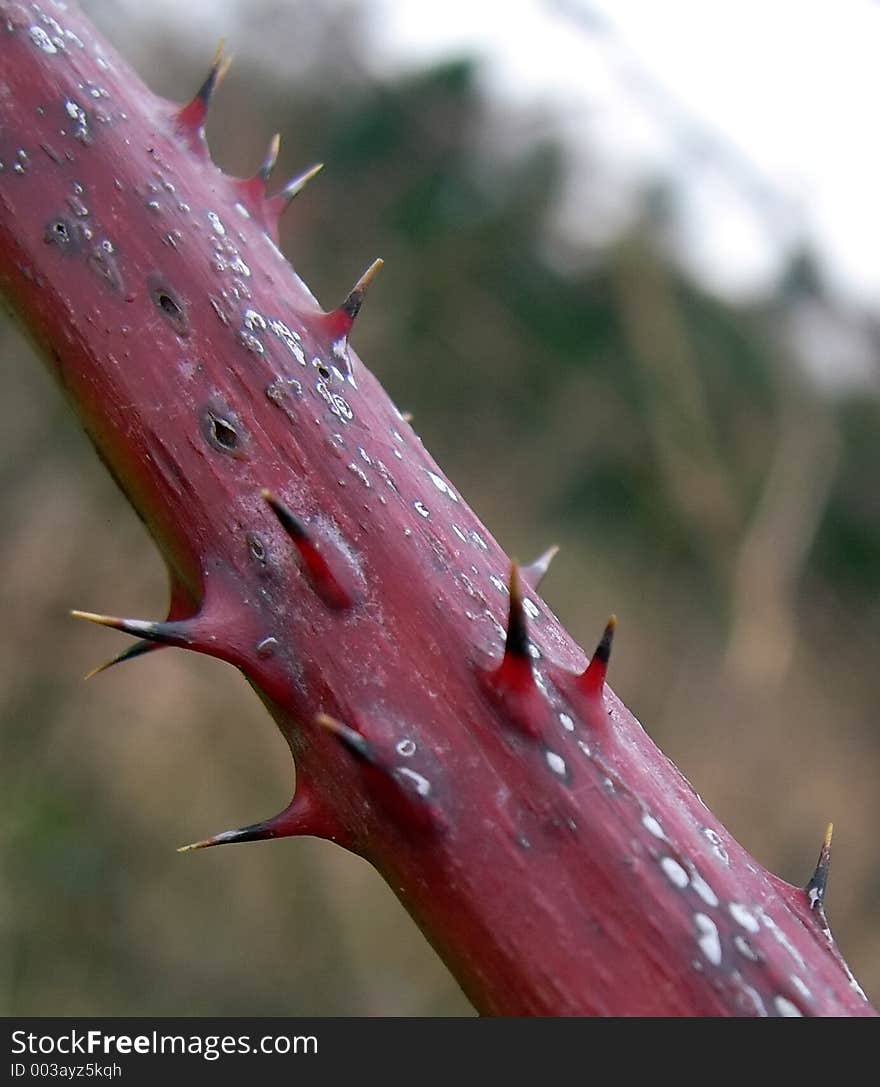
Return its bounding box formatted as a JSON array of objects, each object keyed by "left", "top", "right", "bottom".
[
  {"left": 807, "top": 822, "right": 834, "bottom": 911},
  {"left": 84, "top": 638, "right": 161, "bottom": 680},
  {"left": 580, "top": 615, "right": 617, "bottom": 699},
  {"left": 339, "top": 257, "right": 384, "bottom": 322},
  {"left": 316, "top": 712, "right": 375, "bottom": 764},
  {"left": 257, "top": 132, "right": 281, "bottom": 183},
  {"left": 522, "top": 544, "right": 559, "bottom": 590}
]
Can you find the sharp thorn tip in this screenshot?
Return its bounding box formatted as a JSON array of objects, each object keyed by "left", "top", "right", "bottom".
[
  {"left": 316, "top": 712, "right": 373, "bottom": 762},
  {"left": 579, "top": 613, "right": 616, "bottom": 697},
  {"left": 806, "top": 821, "right": 834, "bottom": 909},
  {"left": 277, "top": 162, "right": 324, "bottom": 205},
  {"left": 503, "top": 561, "right": 531, "bottom": 659},
  {"left": 522, "top": 544, "right": 560, "bottom": 589},
  {"left": 596, "top": 614, "right": 617, "bottom": 662},
  {"left": 258, "top": 132, "right": 281, "bottom": 181},
  {"left": 262, "top": 489, "right": 307, "bottom": 541},
  {"left": 71, "top": 609, "right": 122, "bottom": 629},
  {"left": 340, "top": 257, "right": 384, "bottom": 321},
  {"left": 83, "top": 639, "right": 158, "bottom": 680}
]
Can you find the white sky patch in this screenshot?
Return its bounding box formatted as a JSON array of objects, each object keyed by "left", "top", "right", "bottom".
[
  {"left": 373, "top": 0, "right": 880, "bottom": 306},
  {"left": 106, "top": 0, "right": 880, "bottom": 308}
]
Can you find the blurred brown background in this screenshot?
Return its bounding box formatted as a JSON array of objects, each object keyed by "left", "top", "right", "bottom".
[{"left": 2, "top": 0, "right": 878, "bottom": 1015}]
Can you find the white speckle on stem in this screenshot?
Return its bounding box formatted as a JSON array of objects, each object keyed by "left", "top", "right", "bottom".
[
  {"left": 690, "top": 871, "right": 719, "bottom": 908},
  {"left": 641, "top": 813, "right": 666, "bottom": 841},
  {"left": 739, "top": 983, "right": 769, "bottom": 1017},
  {"left": 694, "top": 913, "right": 722, "bottom": 966},
  {"left": 395, "top": 766, "right": 431, "bottom": 797},
  {"left": 757, "top": 909, "right": 807, "bottom": 970},
  {"left": 773, "top": 996, "right": 803, "bottom": 1017},
  {"left": 29, "top": 26, "right": 58, "bottom": 53},
  {"left": 702, "top": 827, "right": 730, "bottom": 866},
  {"left": 426, "top": 470, "right": 458, "bottom": 502},
  {"left": 255, "top": 636, "right": 278, "bottom": 658},
  {"left": 729, "top": 902, "right": 760, "bottom": 933},
  {"left": 545, "top": 751, "right": 567, "bottom": 777},
  {"left": 733, "top": 934, "right": 760, "bottom": 962},
  {"left": 660, "top": 857, "right": 689, "bottom": 889},
  {"left": 238, "top": 330, "right": 264, "bottom": 355}
]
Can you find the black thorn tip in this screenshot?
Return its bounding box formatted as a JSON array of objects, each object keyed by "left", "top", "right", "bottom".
[
  {"left": 195, "top": 40, "right": 232, "bottom": 107},
  {"left": 261, "top": 488, "right": 308, "bottom": 542},
  {"left": 806, "top": 822, "right": 834, "bottom": 910},
  {"left": 70, "top": 609, "right": 190, "bottom": 649},
  {"left": 178, "top": 822, "right": 269, "bottom": 852},
  {"left": 504, "top": 563, "right": 531, "bottom": 659},
  {"left": 84, "top": 638, "right": 160, "bottom": 681},
  {"left": 593, "top": 614, "right": 617, "bottom": 665},
  {"left": 316, "top": 713, "right": 375, "bottom": 764},
  {"left": 340, "top": 258, "right": 384, "bottom": 320}
]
